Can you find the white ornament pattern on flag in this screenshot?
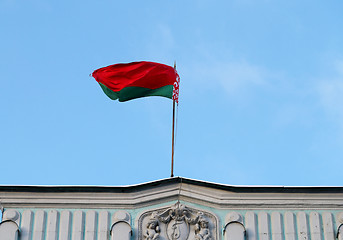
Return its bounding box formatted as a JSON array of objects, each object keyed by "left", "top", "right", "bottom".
[{"left": 173, "top": 71, "right": 180, "bottom": 104}]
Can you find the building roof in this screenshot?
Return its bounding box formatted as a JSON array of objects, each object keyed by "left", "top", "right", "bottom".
[
  {"left": 1, "top": 177, "right": 343, "bottom": 209},
  {"left": 1, "top": 177, "right": 343, "bottom": 193}
]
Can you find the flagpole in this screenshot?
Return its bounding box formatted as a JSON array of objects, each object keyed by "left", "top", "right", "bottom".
[
  {"left": 171, "top": 62, "right": 176, "bottom": 177},
  {"left": 171, "top": 99, "right": 175, "bottom": 177}
]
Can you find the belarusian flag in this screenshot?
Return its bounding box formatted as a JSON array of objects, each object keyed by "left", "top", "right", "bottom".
[{"left": 92, "top": 61, "right": 180, "bottom": 102}]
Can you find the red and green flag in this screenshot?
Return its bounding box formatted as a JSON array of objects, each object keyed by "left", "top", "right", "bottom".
[{"left": 92, "top": 61, "right": 180, "bottom": 102}]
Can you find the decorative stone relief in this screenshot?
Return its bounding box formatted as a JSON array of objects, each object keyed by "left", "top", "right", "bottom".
[
  {"left": 1, "top": 210, "right": 20, "bottom": 228},
  {"left": 338, "top": 212, "right": 343, "bottom": 224},
  {"left": 138, "top": 203, "right": 218, "bottom": 240},
  {"left": 225, "top": 212, "right": 242, "bottom": 224},
  {"left": 2, "top": 210, "right": 19, "bottom": 224}
]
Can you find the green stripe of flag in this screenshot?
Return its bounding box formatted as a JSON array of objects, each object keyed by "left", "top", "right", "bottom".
[{"left": 99, "top": 83, "right": 173, "bottom": 102}]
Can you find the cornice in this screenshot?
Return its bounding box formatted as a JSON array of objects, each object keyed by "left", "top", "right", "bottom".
[{"left": 1, "top": 177, "right": 343, "bottom": 209}]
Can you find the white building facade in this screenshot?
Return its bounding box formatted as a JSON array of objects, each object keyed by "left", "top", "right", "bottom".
[{"left": 1, "top": 177, "right": 343, "bottom": 240}]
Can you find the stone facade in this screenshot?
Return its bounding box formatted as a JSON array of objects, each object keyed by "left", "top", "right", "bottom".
[{"left": 1, "top": 177, "right": 343, "bottom": 240}]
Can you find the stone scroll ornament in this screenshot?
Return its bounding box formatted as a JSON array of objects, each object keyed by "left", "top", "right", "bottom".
[{"left": 141, "top": 203, "right": 216, "bottom": 240}]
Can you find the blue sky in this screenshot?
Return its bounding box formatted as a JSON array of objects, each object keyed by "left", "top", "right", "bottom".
[{"left": 1, "top": 0, "right": 343, "bottom": 186}]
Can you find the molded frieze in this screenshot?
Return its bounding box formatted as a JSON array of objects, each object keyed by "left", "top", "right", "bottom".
[{"left": 138, "top": 203, "right": 218, "bottom": 240}]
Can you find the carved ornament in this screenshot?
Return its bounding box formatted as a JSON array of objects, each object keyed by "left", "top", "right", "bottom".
[{"left": 139, "top": 203, "right": 217, "bottom": 240}]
